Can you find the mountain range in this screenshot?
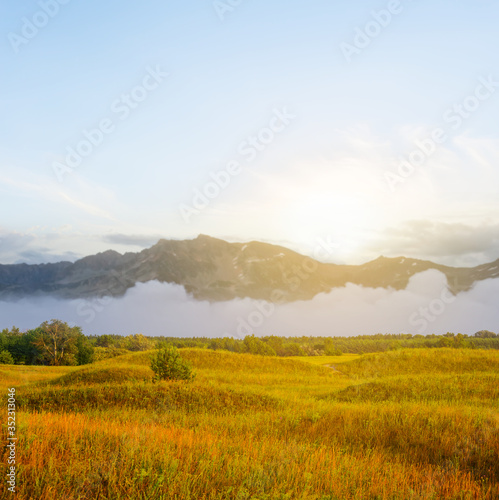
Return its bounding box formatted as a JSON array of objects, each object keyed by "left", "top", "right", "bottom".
[{"left": 1, "top": 234, "right": 498, "bottom": 302}]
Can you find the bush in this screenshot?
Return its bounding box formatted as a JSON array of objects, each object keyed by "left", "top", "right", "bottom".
[
  {"left": 0, "top": 350, "right": 14, "bottom": 364},
  {"left": 325, "top": 346, "right": 343, "bottom": 356},
  {"left": 150, "top": 345, "right": 195, "bottom": 382}
]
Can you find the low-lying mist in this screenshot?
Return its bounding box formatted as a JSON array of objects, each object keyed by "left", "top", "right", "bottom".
[{"left": 1, "top": 270, "right": 498, "bottom": 337}]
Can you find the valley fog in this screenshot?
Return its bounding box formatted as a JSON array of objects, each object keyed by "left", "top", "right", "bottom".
[{"left": 1, "top": 270, "right": 498, "bottom": 337}]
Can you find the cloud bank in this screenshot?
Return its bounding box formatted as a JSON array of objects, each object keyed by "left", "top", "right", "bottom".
[{"left": 0, "top": 270, "right": 497, "bottom": 337}]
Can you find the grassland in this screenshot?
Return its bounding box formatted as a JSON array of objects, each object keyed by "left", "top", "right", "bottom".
[{"left": 1, "top": 348, "right": 498, "bottom": 499}]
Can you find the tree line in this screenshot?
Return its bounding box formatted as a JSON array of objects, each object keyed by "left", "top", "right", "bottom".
[{"left": 0, "top": 320, "right": 497, "bottom": 366}]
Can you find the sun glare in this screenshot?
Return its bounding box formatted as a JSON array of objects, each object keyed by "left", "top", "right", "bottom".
[{"left": 280, "top": 193, "right": 372, "bottom": 257}]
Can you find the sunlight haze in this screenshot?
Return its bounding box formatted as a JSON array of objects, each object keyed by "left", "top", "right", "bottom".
[{"left": 1, "top": 0, "right": 498, "bottom": 268}]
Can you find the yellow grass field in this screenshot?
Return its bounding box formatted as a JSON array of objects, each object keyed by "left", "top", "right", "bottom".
[
  {"left": 1, "top": 348, "right": 498, "bottom": 499},
  {"left": 292, "top": 354, "right": 361, "bottom": 366}
]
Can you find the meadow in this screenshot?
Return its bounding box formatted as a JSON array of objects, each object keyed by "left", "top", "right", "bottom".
[{"left": 1, "top": 348, "right": 498, "bottom": 499}]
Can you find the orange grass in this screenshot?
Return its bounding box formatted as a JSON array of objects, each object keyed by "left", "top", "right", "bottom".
[
  {"left": 6, "top": 411, "right": 493, "bottom": 500},
  {"left": 1, "top": 348, "right": 498, "bottom": 499}
]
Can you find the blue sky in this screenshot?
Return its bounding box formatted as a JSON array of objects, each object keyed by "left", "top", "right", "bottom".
[{"left": 2, "top": 0, "right": 499, "bottom": 266}]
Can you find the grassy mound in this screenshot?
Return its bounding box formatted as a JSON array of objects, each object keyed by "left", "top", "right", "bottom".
[
  {"left": 107, "top": 348, "right": 330, "bottom": 375},
  {"left": 325, "top": 373, "right": 499, "bottom": 404},
  {"left": 45, "top": 364, "right": 154, "bottom": 386},
  {"left": 338, "top": 348, "right": 499, "bottom": 378},
  {"left": 6, "top": 347, "right": 499, "bottom": 499},
  {"left": 17, "top": 381, "right": 283, "bottom": 414},
  {"left": 298, "top": 403, "right": 499, "bottom": 482},
  {"left": 0, "top": 364, "right": 76, "bottom": 387}
]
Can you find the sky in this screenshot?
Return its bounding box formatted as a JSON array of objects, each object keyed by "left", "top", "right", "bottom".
[{"left": 2, "top": 0, "right": 499, "bottom": 268}]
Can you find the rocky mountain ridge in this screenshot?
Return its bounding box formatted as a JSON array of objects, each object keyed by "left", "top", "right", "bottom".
[{"left": 1, "top": 235, "right": 498, "bottom": 302}]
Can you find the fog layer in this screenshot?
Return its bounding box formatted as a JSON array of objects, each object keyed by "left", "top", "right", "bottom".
[{"left": 0, "top": 270, "right": 497, "bottom": 337}]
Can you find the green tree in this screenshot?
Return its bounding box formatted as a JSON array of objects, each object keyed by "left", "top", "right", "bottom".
[
  {"left": 0, "top": 329, "right": 8, "bottom": 352},
  {"left": 150, "top": 345, "right": 195, "bottom": 382},
  {"left": 31, "top": 319, "right": 81, "bottom": 366},
  {"left": 124, "top": 334, "right": 155, "bottom": 351},
  {"left": 76, "top": 334, "right": 95, "bottom": 365},
  {"left": 283, "top": 342, "right": 305, "bottom": 356},
  {"left": 1, "top": 327, "right": 33, "bottom": 364},
  {"left": 243, "top": 335, "right": 276, "bottom": 356},
  {"left": 0, "top": 350, "right": 14, "bottom": 364},
  {"left": 263, "top": 335, "right": 285, "bottom": 355},
  {"left": 474, "top": 330, "right": 497, "bottom": 338},
  {"left": 95, "top": 334, "right": 116, "bottom": 347},
  {"left": 437, "top": 336, "right": 453, "bottom": 348}
]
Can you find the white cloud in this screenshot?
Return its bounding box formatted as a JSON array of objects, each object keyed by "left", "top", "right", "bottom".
[
  {"left": 0, "top": 166, "right": 116, "bottom": 221},
  {"left": 3, "top": 127, "right": 499, "bottom": 268},
  {"left": 368, "top": 220, "right": 499, "bottom": 266}
]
